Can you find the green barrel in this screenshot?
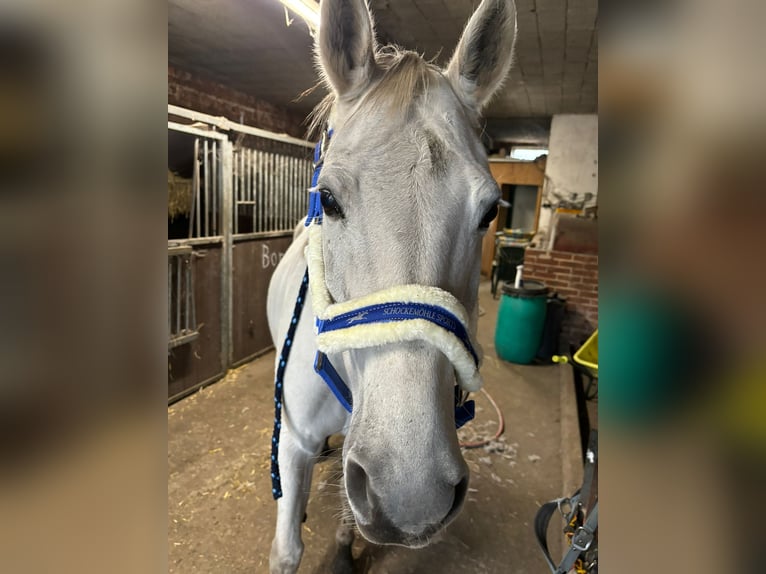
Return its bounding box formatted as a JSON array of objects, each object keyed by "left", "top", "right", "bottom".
[{"left": 495, "top": 280, "right": 549, "bottom": 364}]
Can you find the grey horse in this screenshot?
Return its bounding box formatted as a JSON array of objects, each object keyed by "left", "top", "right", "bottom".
[{"left": 267, "top": 1, "right": 517, "bottom": 571}]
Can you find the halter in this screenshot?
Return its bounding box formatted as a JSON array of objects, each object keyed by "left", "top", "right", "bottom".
[{"left": 270, "top": 127, "right": 481, "bottom": 499}]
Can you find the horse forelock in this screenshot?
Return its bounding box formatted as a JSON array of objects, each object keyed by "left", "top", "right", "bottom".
[{"left": 308, "top": 45, "right": 478, "bottom": 139}]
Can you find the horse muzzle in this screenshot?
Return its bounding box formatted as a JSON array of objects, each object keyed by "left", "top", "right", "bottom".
[{"left": 343, "top": 451, "right": 469, "bottom": 547}]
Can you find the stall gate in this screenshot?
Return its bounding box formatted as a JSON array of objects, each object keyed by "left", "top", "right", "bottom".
[{"left": 167, "top": 105, "right": 313, "bottom": 402}]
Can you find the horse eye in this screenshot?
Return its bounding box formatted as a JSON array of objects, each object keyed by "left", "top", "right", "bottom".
[
  {"left": 320, "top": 190, "right": 344, "bottom": 219},
  {"left": 479, "top": 204, "right": 498, "bottom": 229}
]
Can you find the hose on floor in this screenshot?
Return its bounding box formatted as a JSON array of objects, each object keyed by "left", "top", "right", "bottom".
[{"left": 459, "top": 387, "right": 505, "bottom": 449}]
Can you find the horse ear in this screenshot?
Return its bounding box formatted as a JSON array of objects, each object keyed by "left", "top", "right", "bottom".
[
  {"left": 317, "top": 0, "right": 378, "bottom": 102},
  {"left": 445, "top": 0, "right": 517, "bottom": 111}
]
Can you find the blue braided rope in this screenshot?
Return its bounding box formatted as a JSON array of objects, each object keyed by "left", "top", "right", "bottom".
[{"left": 270, "top": 268, "right": 309, "bottom": 499}]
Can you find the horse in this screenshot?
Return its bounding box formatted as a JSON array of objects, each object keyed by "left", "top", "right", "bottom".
[{"left": 266, "top": 0, "right": 517, "bottom": 572}]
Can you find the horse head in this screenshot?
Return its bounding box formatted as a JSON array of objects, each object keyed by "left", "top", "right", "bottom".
[{"left": 313, "top": 0, "right": 516, "bottom": 547}]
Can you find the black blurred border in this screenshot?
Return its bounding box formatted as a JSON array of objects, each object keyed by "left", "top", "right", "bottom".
[
  {"left": 0, "top": 1, "right": 167, "bottom": 573},
  {"left": 600, "top": 0, "right": 766, "bottom": 572},
  {"left": 1, "top": 0, "right": 764, "bottom": 572}
]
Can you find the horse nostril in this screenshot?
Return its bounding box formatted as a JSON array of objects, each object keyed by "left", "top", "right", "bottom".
[
  {"left": 445, "top": 475, "right": 469, "bottom": 523},
  {"left": 345, "top": 458, "right": 373, "bottom": 517}
]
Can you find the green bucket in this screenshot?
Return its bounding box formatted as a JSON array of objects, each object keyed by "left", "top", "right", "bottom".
[{"left": 495, "top": 280, "right": 549, "bottom": 364}]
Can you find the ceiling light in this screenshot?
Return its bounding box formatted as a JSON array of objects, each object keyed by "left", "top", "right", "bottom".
[{"left": 278, "top": 0, "right": 320, "bottom": 30}]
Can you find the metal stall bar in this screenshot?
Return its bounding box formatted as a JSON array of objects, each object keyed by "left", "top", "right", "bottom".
[
  {"left": 176, "top": 254, "right": 181, "bottom": 335},
  {"left": 275, "top": 152, "right": 280, "bottom": 231},
  {"left": 252, "top": 149, "right": 258, "bottom": 233},
  {"left": 263, "top": 150, "right": 269, "bottom": 233},
  {"left": 296, "top": 157, "right": 302, "bottom": 222},
  {"left": 185, "top": 254, "right": 191, "bottom": 333},
  {"left": 285, "top": 155, "right": 291, "bottom": 230},
  {"left": 192, "top": 138, "right": 202, "bottom": 237},
  {"left": 244, "top": 148, "right": 249, "bottom": 231},
  {"left": 233, "top": 148, "right": 238, "bottom": 235},
  {"left": 167, "top": 120, "right": 228, "bottom": 141},
  {"left": 212, "top": 140, "right": 218, "bottom": 236},
  {"left": 210, "top": 141, "right": 215, "bottom": 236},
  {"left": 263, "top": 152, "right": 269, "bottom": 232},
  {"left": 295, "top": 158, "right": 305, "bottom": 221},
  {"left": 287, "top": 155, "right": 293, "bottom": 229},
  {"left": 285, "top": 154, "right": 291, "bottom": 230},
  {"left": 250, "top": 148, "right": 256, "bottom": 233},
  {"left": 240, "top": 148, "right": 245, "bottom": 234},
  {"left": 297, "top": 156, "right": 303, "bottom": 225},
  {"left": 190, "top": 253, "right": 196, "bottom": 330},
  {"left": 220, "top": 138, "right": 234, "bottom": 366},
  {"left": 169, "top": 105, "right": 314, "bottom": 149},
  {"left": 289, "top": 155, "right": 294, "bottom": 229},
  {"left": 243, "top": 148, "right": 249, "bottom": 231},
  {"left": 203, "top": 139, "right": 210, "bottom": 237},
  {"left": 257, "top": 150, "right": 264, "bottom": 233},
  {"left": 294, "top": 156, "right": 300, "bottom": 226},
  {"left": 241, "top": 148, "right": 246, "bottom": 230},
  {"left": 241, "top": 149, "right": 247, "bottom": 232},
  {"left": 292, "top": 156, "right": 298, "bottom": 228},
  {"left": 265, "top": 151, "right": 270, "bottom": 232},
  {"left": 244, "top": 148, "right": 248, "bottom": 232},
  {"left": 269, "top": 152, "right": 277, "bottom": 231},
  {"left": 296, "top": 156, "right": 301, "bottom": 225},
  {"left": 192, "top": 138, "right": 200, "bottom": 238},
  {"left": 277, "top": 154, "right": 284, "bottom": 231},
  {"left": 245, "top": 148, "right": 250, "bottom": 232},
  {"left": 274, "top": 153, "right": 279, "bottom": 232},
  {"left": 285, "top": 155, "right": 290, "bottom": 230},
  {"left": 251, "top": 150, "right": 261, "bottom": 233}
]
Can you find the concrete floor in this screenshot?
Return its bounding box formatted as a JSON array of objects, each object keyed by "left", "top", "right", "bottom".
[{"left": 169, "top": 280, "right": 585, "bottom": 573}]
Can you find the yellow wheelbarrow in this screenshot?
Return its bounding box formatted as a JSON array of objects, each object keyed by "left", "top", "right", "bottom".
[{"left": 553, "top": 330, "right": 598, "bottom": 398}]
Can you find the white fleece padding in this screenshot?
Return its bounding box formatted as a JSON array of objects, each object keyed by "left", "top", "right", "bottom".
[
  {"left": 307, "top": 225, "right": 334, "bottom": 313},
  {"left": 306, "top": 225, "right": 484, "bottom": 392},
  {"left": 317, "top": 320, "right": 483, "bottom": 392}
]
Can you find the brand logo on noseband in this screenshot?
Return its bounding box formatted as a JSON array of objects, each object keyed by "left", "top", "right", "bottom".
[
  {"left": 345, "top": 311, "right": 370, "bottom": 325},
  {"left": 382, "top": 306, "right": 459, "bottom": 332}
]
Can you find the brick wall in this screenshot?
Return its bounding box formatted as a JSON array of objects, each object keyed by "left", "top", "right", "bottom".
[
  {"left": 168, "top": 66, "right": 307, "bottom": 139},
  {"left": 523, "top": 249, "right": 598, "bottom": 347}
]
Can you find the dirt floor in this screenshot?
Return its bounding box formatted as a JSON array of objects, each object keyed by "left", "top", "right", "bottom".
[{"left": 168, "top": 280, "right": 591, "bottom": 573}]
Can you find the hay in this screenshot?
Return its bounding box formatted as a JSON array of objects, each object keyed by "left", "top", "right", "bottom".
[{"left": 168, "top": 170, "right": 193, "bottom": 219}]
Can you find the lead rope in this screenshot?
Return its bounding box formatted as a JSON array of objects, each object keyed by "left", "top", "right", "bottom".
[
  {"left": 271, "top": 127, "right": 327, "bottom": 500},
  {"left": 270, "top": 270, "right": 309, "bottom": 499},
  {"left": 270, "top": 129, "right": 329, "bottom": 500}
]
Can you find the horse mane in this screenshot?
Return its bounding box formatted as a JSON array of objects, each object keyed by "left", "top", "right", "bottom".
[{"left": 307, "top": 46, "right": 443, "bottom": 139}]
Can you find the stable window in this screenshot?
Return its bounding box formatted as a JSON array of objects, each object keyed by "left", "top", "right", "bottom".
[{"left": 510, "top": 146, "right": 548, "bottom": 161}]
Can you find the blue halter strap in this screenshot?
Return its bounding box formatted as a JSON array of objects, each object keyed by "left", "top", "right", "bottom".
[
  {"left": 313, "top": 303, "right": 478, "bottom": 427},
  {"left": 316, "top": 303, "right": 480, "bottom": 366}
]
